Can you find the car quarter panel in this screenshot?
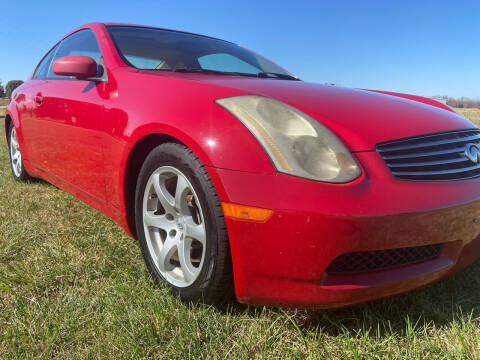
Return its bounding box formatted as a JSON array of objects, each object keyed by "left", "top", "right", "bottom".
[{"left": 6, "top": 81, "right": 47, "bottom": 176}]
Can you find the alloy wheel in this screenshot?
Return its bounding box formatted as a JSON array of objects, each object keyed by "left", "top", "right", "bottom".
[
  {"left": 10, "top": 128, "right": 22, "bottom": 178},
  {"left": 142, "top": 166, "right": 206, "bottom": 287}
]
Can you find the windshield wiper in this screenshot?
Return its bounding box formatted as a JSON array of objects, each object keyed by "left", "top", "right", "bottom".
[
  {"left": 172, "top": 68, "right": 258, "bottom": 77},
  {"left": 256, "top": 72, "right": 300, "bottom": 81},
  {"left": 171, "top": 68, "right": 300, "bottom": 80}
]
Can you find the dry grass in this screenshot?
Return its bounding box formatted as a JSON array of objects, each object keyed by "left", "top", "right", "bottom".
[
  {"left": 0, "top": 99, "right": 8, "bottom": 117},
  {"left": 1, "top": 106, "right": 480, "bottom": 359},
  {"left": 458, "top": 108, "right": 480, "bottom": 127}
]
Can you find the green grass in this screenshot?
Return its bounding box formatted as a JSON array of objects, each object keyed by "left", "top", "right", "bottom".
[{"left": 1, "top": 118, "right": 480, "bottom": 359}]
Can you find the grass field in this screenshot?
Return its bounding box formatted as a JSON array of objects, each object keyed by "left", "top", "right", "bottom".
[
  {"left": 0, "top": 98, "right": 9, "bottom": 117},
  {"left": 1, "top": 110, "right": 480, "bottom": 359},
  {"left": 458, "top": 108, "right": 480, "bottom": 126}
]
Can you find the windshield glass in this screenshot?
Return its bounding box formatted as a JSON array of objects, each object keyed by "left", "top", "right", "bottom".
[{"left": 107, "top": 26, "right": 294, "bottom": 78}]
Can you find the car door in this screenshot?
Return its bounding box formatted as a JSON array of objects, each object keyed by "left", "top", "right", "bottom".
[
  {"left": 20, "top": 44, "right": 57, "bottom": 168},
  {"left": 30, "top": 30, "right": 107, "bottom": 202}
]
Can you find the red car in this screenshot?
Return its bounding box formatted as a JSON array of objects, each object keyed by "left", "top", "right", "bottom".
[{"left": 6, "top": 23, "right": 480, "bottom": 308}]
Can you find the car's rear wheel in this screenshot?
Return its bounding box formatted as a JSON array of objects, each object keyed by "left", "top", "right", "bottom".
[
  {"left": 8, "top": 123, "right": 30, "bottom": 181},
  {"left": 135, "top": 143, "right": 233, "bottom": 304}
]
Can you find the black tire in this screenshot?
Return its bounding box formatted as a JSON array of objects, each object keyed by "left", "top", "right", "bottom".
[
  {"left": 8, "top": 123, "right": 31, "bottom": 182},
  {"left": 135, "top": 142, "right": 234, "bottom": 304}
]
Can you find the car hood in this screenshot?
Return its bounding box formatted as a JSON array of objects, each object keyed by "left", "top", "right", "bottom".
[{"left": 183, "top": 75, "right": 474, "bottom": 151}]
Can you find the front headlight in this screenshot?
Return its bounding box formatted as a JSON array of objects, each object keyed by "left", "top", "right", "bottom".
[{"left": 216, "top": 95, "right": 361, "bottom": 183}]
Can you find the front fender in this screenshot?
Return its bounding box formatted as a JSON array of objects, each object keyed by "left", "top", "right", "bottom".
[{"left": 106, "top": 98, "right": 277, "bottom": 234}]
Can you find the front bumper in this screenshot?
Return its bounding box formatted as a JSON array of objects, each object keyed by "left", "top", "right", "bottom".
[{"left": 207, "top": 151, "right": 480, "bottom": 308}]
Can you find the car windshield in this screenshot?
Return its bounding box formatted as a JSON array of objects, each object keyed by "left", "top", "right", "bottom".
[{"left": 107, "top": 26, "right": 297, "bottom": 80}]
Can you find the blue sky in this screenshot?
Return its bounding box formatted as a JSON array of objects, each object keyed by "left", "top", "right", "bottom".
[{"left": 1, "top": 1, "right": 478, "bottom": 98}]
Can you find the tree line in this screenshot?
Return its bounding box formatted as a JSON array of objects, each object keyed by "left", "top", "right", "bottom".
[
  {"left": 446, "top": 97, "right": 480, "bottom": 109},
  {"left": 0, "top": 80, "right": 24, "bottom": 99},
  {"left": 433, "top": 95, "right": 480, "bottom": 109}
]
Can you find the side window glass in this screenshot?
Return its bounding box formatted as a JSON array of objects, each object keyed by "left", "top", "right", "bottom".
[
  {"left": 33, "top": 45, "right": 58, "bottom": 79},
  {"left": 49, "top": 30, "right": 102, "bottom": 79}
]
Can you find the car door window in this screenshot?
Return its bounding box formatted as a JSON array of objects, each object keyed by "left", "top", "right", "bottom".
[
  {"left": 48, "top": 30, "right": 102, "bottom": 79},
  {"left": 33, "top": 44, "right": 58, "bottom": 79}
]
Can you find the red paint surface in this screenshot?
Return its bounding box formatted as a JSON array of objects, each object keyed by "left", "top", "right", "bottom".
[
  {"left": 5, "top": 22, "right": 480, "bottom": 308},
  {"left": 52, "top": 55, "right": 98, "bottom": 78}
]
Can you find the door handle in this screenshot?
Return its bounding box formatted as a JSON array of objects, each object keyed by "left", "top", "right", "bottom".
[{"left": 35, "top": 93, "right": 43, "bottom": 104}]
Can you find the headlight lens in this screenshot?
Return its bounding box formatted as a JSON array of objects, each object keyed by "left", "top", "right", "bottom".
[{"left": 216, "top": 95, "right": 361, "bottom": 183}]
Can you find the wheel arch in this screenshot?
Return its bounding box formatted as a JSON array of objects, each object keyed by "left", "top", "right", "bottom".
[
  {"left": 123, "top": 132, "right": 184, "bottom": 238},
  {"left": 4, "top": 107, "right": 22, "bottom": 146},
  {"left": 4, "top": 114, "right": 12, "bottom": 144},
  {"left": 121, "top": 125, "right": 226, "bottom": 239},
  {"left": 119, "top": 112, "right": 270, "bottom": 238}
]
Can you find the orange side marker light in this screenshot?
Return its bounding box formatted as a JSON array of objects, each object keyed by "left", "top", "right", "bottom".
[{"left": 221, "top": 202, "right": 273, "bottom": 222}]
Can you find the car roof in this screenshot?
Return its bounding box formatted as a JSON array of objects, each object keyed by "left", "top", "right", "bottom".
[{"left": 77, "top": 22, "right": 231, "bottom": 44}]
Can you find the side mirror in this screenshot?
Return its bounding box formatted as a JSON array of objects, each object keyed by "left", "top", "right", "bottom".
[{"left": 52, "top": 56, "right": 98, "bottom": 79}]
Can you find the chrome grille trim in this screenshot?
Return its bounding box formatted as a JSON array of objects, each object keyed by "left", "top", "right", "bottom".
[
  {"left": 389, "top": 157, "right": 468, "bottom": 168},
  {"left": 391, "top": 162, "right": 480, "bottom": 176},
  {"left": 381, "top": 146, "right": 465, "bottom": 160},
  {"left": 376, "top": 129, "right": 480, "bottom": 181},
  {"left": 378, "top": 133, "right": 480, "bottom": 152}
]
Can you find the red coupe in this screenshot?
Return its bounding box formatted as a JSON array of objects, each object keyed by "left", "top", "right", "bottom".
[{"left": 6, "top": 23, "right": 480, "bottom": 308}]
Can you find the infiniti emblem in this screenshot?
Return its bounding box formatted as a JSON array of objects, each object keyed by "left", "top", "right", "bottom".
[{"left": 464, "top": 143, "right": 480, "bottom": 163}]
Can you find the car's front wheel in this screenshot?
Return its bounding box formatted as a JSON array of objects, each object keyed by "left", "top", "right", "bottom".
[
  {"left": 135, "top": 143, "right": 233, "bottom": 304},
  {"left": 8, "top": 123, "right": 30, "bottom": 181}
]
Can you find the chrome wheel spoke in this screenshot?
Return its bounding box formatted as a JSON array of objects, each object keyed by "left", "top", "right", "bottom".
[
  {"left": 11, "top": 136, "right": 18, "bottom": 148},
  {"left": 158, "top": 235, "right": 178, "bottom": 272},
  {"left": 178, "top": 238, "right": 198, "bottom": 282},
  {"left": 152, "top": 173, "right": 176, "bottom": 214},
  {"left": 174, "top": 175, "right": 190, "bottom": 213},
  {"left": 185, "top": 218, "right": 206, "bottom": 244},
  {"left": 144, "top": 211, "right": 170, "bottom": 229}
]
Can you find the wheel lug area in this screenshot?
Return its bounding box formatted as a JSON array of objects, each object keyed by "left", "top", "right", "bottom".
[
  {"left": 175, "top": 219, "right": 185, "bottom": 240},
  {"left": 169, "top": 229, "right": 177, "bottom": 238}
]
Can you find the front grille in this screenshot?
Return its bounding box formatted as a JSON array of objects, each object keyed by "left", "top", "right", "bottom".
[
  {"left": 326, "top": 244, "right": 443, "bottom": 274},
  {"left": 376, "top": 129, "right": 480, "bottom": 180}
]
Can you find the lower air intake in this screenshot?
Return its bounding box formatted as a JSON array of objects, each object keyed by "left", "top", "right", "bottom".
[{"left": 326, "top": 244, "right": 443, "bottom": 274}]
